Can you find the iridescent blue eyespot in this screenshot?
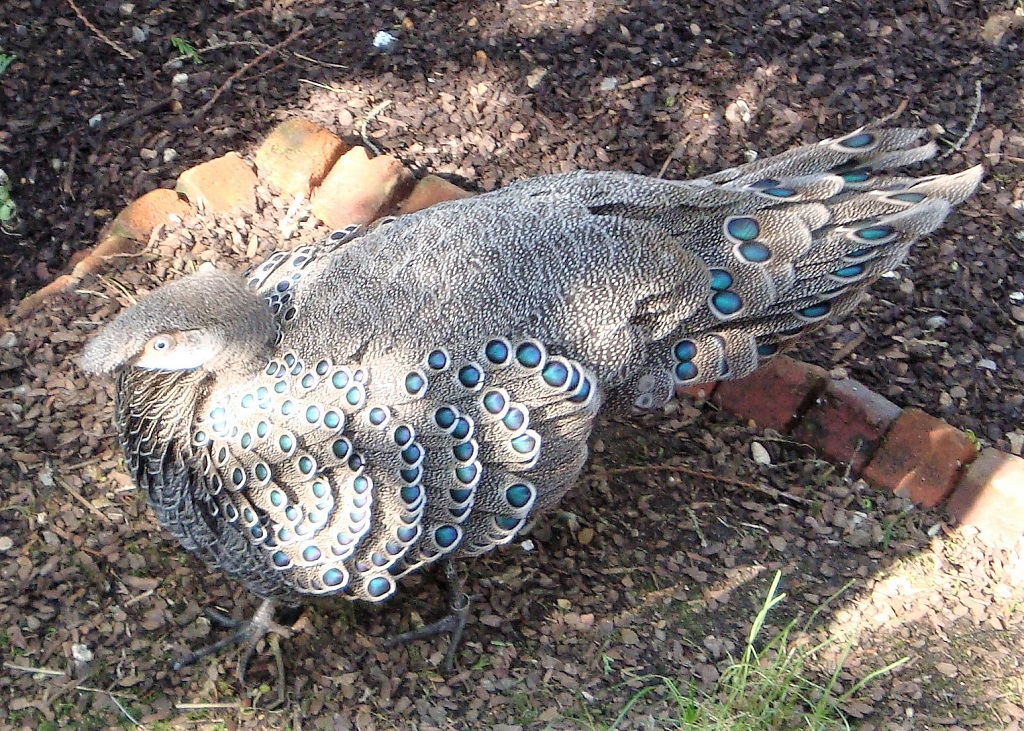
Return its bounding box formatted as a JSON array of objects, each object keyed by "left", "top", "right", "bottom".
[
  {"left": 397, "top": 526, "right": 418, "bottom": 542},
  {"left": 305, "top": 405, "right": 320, "bottom": 423},
  {"left": 675, "top": 362, "right": 698, "bottom": 381},
  {"left": 394, "top": 425, "right": 413, "bottom": 446},
  {"left": 452, "top": 417, "right": 471, "bottom": 440},
  {"left": 542, "top": 361, "right": 569, "bottom": 387},
  {"left": 435, "top": 407, "right": 457, "bottom": 429},
  {"left": 332, "top": 371, "right": 349, "bottom": 389},
  {"left": 502, "top": 407, "right": 526, "bottom": 431},
  {"left": 757, "top": 343, "right": 779, "bottom": 357},
  {"left": 841, "top": 169, "right": 870, "bottom": 183},
  {"left": 280, "top": 399, "right": 295, "bottom": 416},
  {"left": 269, "top": 489, "right": 285, "bottom": 507},
  {"left": 401, "top": 485, "right": 421, "bottom": 504},
  {"left": 726, "top": 217, "right": 760, "bottom": 241},
  {"left": 316, "top": 360, "right": 330, "bottom": 375},
  {"left": 405, "top": 371, "right": 426, "bottom": 395},
  {"left": 458, "top": 365, "right": 482, "bottom": 388},
  {"left": 848, "top": 247, "right": 873, "bottom": 259},
  {"left": 298, "top": 456, "right": 315, "bottom": 474},
  {"left": 799, "top": 303, "right": 831, "bottom": 318},
  {"left": 485, "top": 339, "right": 510, "bottom": 364},
  {"left": 400, "top": 467, "right": 421, "bottom": 484},
  {"left": 240, "top": 433, "right": 252, "bottom": 449},
  {"left": 301, "top": 374, "right": 316, "bottom": 389},
  {"left": 303, "top": 545, "right": 321, "bottom": 562},
  {"left": 455, "top": 464, "right": 478, "bottom": 484},
  {"left": 323, "top": 411, "right": 342, "bottom": 429},
  {"left": 312, "top": 481, "right": 327, "bottom": 498},
  {"left": 506, "top": 484, "right": 532, "bottom": 508},
  {"left": 401, "top": 444, "right": 422, "bottom": 465},
  {"left": 515, "top": 342, "right": 543, "bottom": 368},
  {"left": 331, "top": 439, "right": 350, "bottom": 459},
  {"left": 483, "top": 390, "right": 506, "bottom": 414},
  {"left": 452, "top": 441, "right": 475, "bottom": 461},
  {"left": 272, "top": 551, "right": 290, "bottom": 567},
  {"left": 511, "top": 433, "right": 537, "bottom": 454},
  {"left": 435, "top": 525, "right": 459, "bottom": 548},
  {"left": 255, "top": 462, "right": 270, "bottom": 481},
  {"left": 569, "top": 378, "right": 592, "bottom": 403},
  {"left": 368, "top": 407, "right": 388, "bottom": 426},
  {"left": 712, "top": 291, "right": 743, "bottom": 315},
  {"left": 496, "top": 516, "right": 520, "bottom": 531},
  {"left": 738, "top": 241, "right": 771, "bottom": 263},
  {"left": 323, "top": 568, "right": 344, "bottom": 586},
  {"left": 427, "top": 349, "right": 448, "bottom": 370},
  {"left": 856, "top": 225, "right": 894, "bottom": 241},
  {"left": 834, "top": 264, "right": 865, "bottom": 278},
  {"left": 709, "top": 269, "right": 733, "bottom": 291},
  {"left": 240, "top": 394, "right": 255, "bottom": 409},
  {"left": 751, "top": 178, "right": 780, "bottom": 189},
  {"left": 345, "top": 387, "right": 362, "bottom": 406},
  {"left": 842, "top": 132, "right": 875, "bottom": 149},
  {"left": 763, "top": 186, "right": 795, "bottom": 198},
  {"left": 279, "top": 434, "right": 294, "bottom": 451},
  {"left": 890, "top": 192, "right": 926, "bottom": 203},
  {"left": 674, "top": 340, "right": 697, "bottom": 362},
  {"left": 353, "top": 476, "right": 370, "bottom": 493},
  {"left": 274, "top": 381, "right": 287, "bottom": 394},
  {"left": 367, "top": 577, "right": 391, "bottom": 598}
]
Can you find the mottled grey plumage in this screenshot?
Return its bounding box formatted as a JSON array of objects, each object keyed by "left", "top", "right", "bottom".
[{"left": 80, "top": 127, "right": 981, "bottom": 671}]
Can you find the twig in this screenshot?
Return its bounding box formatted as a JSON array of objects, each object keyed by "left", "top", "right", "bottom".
[
  {"left": 104, "top": 98, "right": 176, "bottom": 134},
  {"left": 66, "top": 0, "right": 135, "bottom": 61},
  {"left": 176, "top": 702, "right": 243, "bottom": 709},
  {"left": 938, "top": 80, "right": 983, "bottom": 160},
  {"left": 4, "top": 662, "right": 66, "bottom": 676},
  {"left": 357, "top": 100, "right": 393, "bottom": 156},
  {"left": 53, "top": 472, "right": 112, "bottom": 522},
  {"left": 193, "top": 26, "right": 311, "bottom": 121},
  {"left": 600, "top": 463, "right": 811, "bottom": 504}
]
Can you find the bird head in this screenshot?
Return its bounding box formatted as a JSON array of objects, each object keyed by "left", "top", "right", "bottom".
[{"left": 80, "top": 269, "right": 278, "bottom": 377}]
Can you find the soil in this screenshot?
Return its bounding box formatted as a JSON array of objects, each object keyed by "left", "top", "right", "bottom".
[{"left": 1, "top": 1, "right": 1023, "bottom": 730}]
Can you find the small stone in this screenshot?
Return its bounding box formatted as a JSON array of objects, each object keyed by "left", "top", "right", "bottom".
[
  {"left": 140, "top": 148, "right": 157, "bottom": 161},
  {"left": 72, "top": 643, "right": 94, "bottom": 663},
  {"left": 131, "top": 26, "right": 148, "bottom": 42},
  {"left": 949, "top": 385, "right": 967, "bottom": 399},
  {"left": 599, "top": 77, "right": 619, "bottom": 91},
  {"left": 0, "top": 332, "right": 17, "bottom": 348},
  {"left": 750, "top": 441, "right": 772, "bottom": 465},
  {"left": 924, "top": 315, "right": 948, "bottom": 329},
  {"left": 977, "top": 358, "right": 998, "bottom": 371},
  {"left": 577, "top": 527, "right": 595, "bottom": 545},
  {"left": 163, "top": 148, "right": 178, "bottom": 163},
  {"left": 172, "top": 72, "right": 189, "bottom": 86},
  {"left": 119, "top": 2, "right": 135, "bottom": 15},
  {"left": 526, "top": 67, "right": 548, "bottom": 89},
  {"left": 0, "top": 536, "right": 12, "bottom": 551}
]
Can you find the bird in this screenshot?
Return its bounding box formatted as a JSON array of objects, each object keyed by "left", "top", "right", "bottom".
[{"left": 80, "top": 126, "right": 982, "bottom": 680}]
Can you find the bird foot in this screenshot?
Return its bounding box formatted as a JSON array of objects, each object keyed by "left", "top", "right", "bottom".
[
  {"left": 383, "top": 561, "right": 470, "bottom": 676},
  {"left": 173, "top": 599, "right": 296, "bottom": 686}
]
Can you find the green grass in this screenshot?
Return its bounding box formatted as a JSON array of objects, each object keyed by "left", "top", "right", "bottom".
[{"left": 603, "top": 572, "right": 907, "bottom": 730}]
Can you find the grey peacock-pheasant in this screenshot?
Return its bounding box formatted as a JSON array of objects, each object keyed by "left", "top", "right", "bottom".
[{"left": 80, "top": 127, "right": 982, "bottom": 679}]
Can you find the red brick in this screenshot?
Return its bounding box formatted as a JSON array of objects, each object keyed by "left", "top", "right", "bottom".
[
  {"left": 675, "top": 382, "right": 718, "bottom": 401},
  {"left": 946, "top": 448, "right": 1024, "bottom": 542},
  {"left": 103, "top": 188, "right": 193, "bottom": 242},
  {"left": 310, "top": 146, "right": 414, "bottom": 228},
  {"left": 254, "top": 118, "right": 347, "bottom": 197},
  {"left": 176, "top": 152, "right": 257, "bottom": 215},
  {"left": 861, "top": 408, "right": 978, "bottom": 507},
  {"left": 791, "top": 377, "right": 902, "bottom": 474},
  {"left": 712, "top": 355, "right": 828, "bottom": 433},
  {"left": 394, "top": 174, "right": 474, "bottom": 216}
]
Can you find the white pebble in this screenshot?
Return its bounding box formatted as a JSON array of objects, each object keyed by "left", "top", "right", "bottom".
[
  {"left": 750, "top": 441, "right": 772, "bottom": 465},
  {"left": 977, "top": 358, "right": 998, "bottom": 371}
]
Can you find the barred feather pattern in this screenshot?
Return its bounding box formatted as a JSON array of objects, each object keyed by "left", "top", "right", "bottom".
[{"left": 83, "top": 127, "right": 982, "bottom": 604}]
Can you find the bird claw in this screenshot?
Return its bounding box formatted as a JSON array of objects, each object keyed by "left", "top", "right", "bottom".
[
  {"left": 172, "top": 599, "right": 295, "bottom": 687},
  {"left": 382, "top": 561, "right": 471, "bottom": 677}
]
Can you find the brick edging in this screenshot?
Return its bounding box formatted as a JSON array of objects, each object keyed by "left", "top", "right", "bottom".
[{"left": 18, "top": 116, "right": 1023, "bottom": 543}]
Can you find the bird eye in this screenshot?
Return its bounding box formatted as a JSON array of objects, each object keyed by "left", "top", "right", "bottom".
[{"left": 148, "top": 334, "right": 174, "bottom": 352}]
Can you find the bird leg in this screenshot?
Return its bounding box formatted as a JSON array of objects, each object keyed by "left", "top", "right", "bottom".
[
  {"left": 383, "top": 560, "right": 471, "bottom": 676},
  {"left": 172, "top": 598, "right": 295, "bottom": 686}
]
